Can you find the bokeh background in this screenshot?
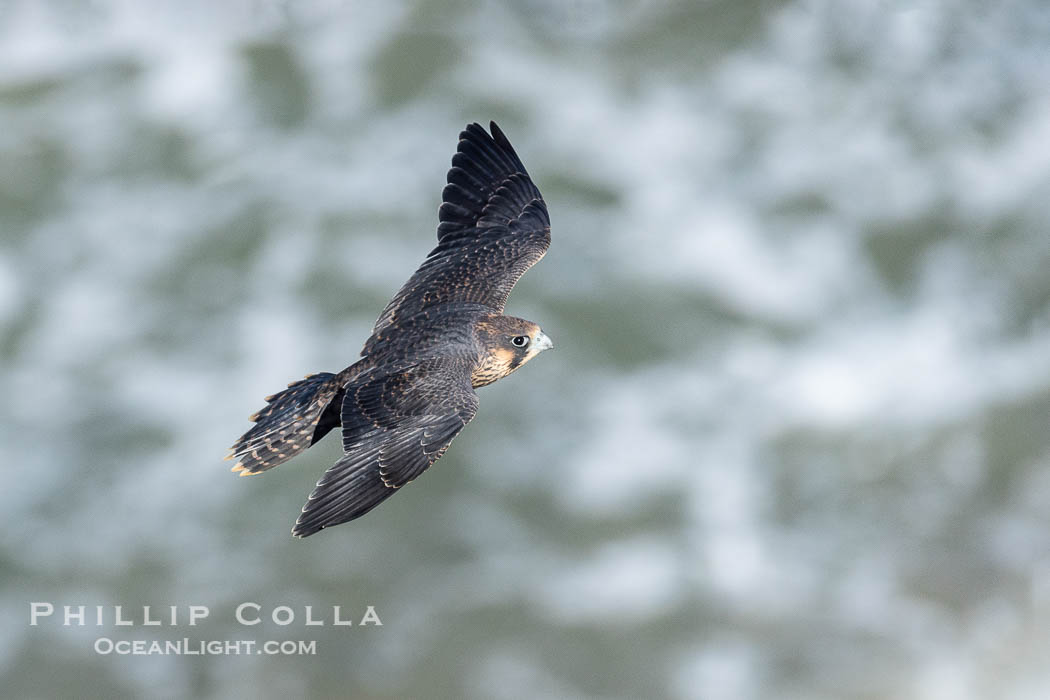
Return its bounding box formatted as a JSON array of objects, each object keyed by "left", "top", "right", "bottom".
[{"left": 3, "top": 1, "right": 1050, "bottom": 698}]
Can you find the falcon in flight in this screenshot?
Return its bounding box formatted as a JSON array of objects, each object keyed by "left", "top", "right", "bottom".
[{"left": 227, "top": 122, "right": 552, "bottom": 537}]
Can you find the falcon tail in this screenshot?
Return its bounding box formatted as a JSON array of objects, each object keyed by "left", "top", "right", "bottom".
[{"left": 226, "top": 372, "right": 343, "bottom": 476}]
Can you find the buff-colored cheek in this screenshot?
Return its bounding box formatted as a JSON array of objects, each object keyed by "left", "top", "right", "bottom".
[
  {"left": 494, "top": 348, "right": 515, "bottom": 366},
  {"left": 471, "top": 347, "right": 520, "bottom": 387}
]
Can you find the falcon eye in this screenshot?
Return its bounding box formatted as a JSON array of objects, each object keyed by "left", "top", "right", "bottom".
[{"left": 511, "top": 335, "right": 529, "bottom": 348}]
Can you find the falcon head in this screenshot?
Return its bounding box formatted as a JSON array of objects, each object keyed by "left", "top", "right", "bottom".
[{"left": 472, "top": 315, "right": 553, "bottom": 387}]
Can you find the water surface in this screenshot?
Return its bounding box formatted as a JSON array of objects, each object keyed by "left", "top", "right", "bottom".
[{"left": 3, "top": 1, "right": 1050, "bottom": 698}]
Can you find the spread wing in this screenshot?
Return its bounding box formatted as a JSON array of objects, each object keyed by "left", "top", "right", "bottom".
[
  {"left": 372, "top": 121, "right": 550, "bottom": 334},
  {"left": 292, "top": 359, "right": 479, "bottom": 537}
]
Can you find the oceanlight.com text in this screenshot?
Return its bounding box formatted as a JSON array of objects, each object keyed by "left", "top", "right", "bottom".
[{"left": 94, "top": 638, "right": 318, "bottom": 655}]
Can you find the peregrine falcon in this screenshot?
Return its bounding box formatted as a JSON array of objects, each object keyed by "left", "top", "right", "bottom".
[{"left": 227, "top": 122, "right": 552, "bottom": 537}]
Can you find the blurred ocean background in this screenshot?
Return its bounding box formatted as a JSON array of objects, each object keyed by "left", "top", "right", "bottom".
[{"left": 3, "top": 1, "right": 1050, "bottom": 698}]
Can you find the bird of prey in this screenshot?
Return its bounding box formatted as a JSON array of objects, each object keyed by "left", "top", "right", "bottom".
[{"left": 227, "top": 122, "right": 552, "bottom": 537}]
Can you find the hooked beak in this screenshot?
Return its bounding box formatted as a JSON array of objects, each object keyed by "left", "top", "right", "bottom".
[{"left": 534, "top": 331, "right": 553, "bottom": 353}]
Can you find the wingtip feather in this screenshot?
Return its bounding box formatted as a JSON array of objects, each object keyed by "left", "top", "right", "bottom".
[{"left": 489, "top": 120, "right": 505, "bottom": 141}]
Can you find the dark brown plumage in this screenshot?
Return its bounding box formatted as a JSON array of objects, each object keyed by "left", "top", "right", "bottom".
[{"left": 226, "top": 122, "right": 553, "bottom": 537}]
